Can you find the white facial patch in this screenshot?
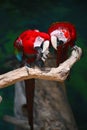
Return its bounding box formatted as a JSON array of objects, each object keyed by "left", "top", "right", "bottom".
[
  {"left": 34, "top": 36, "right": 44, "bottom": 48},
  {"left": 50, "top": 29, "right": 68, "bottom": 43}
]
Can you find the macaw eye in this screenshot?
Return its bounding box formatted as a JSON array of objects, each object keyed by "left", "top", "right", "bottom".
[
  {"left": 34, "top": 36, "right": 44, "bottom": 48},
  {"left": 60, "top": 32, "right": 63, "bottom": 36}
]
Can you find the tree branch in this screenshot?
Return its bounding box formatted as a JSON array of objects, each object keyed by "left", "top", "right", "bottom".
[
  {"left": 3, "top": 115, "right": 31, "bottom": 130},
  {"left": 0, "top": 46, "right": 82, "bottom": 89}
]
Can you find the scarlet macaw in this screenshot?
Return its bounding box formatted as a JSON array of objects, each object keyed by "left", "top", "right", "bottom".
[
  {"left": 48, "top": 22, "right": 77, "bottom": 65},
  {"left": 14, "top": 29, "right": 50, "bottom": 130},
  {"left": 14, "top": 29, "right": 50, "bottom": 67}
]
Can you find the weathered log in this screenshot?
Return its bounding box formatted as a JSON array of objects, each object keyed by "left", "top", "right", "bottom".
[{"left": 0, "top": 46, "right": 82, "bottom": 89}]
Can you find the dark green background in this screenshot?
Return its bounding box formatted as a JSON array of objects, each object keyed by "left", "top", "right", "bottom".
[{"left": 0, "top": 0, "right": 87, "bottom": 130}]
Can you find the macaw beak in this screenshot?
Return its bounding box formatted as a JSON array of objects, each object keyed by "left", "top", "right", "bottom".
[
  {"left": 42, "top": 40, "right": 50, "bottom": 53},
  {"left": 51, "top": 35, "right": 57, "bottom": 50}
]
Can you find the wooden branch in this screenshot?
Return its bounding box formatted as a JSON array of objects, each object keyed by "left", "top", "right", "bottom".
[
  {"left": 0, "top": 46, "right": 82, "bottom": 89},
  {"left": 3, "top": 115, "right": 37, "bottom": 130}
]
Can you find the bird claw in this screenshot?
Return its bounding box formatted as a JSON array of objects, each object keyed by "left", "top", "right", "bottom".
[
  {"left": 25, "top": 65, "right": 30, "bottom": 75},
  {"left": 35, "top": 59, "right": 44, "bottom": 68},
  {"left": 24, "top": 63, "right": 31, "bottom": 75},
  {"left": 71, "top": 45, "right": 78, "bottom": 51}
]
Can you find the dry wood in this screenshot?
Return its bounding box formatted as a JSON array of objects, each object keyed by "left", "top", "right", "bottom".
[
  {"left": 0, "top": 46, "right": 82, "bottom": 89},
  {"left": 3, "top": 115, "right": 35, "bottom": 130}
]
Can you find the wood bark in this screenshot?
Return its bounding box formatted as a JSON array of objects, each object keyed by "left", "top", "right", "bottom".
[
  {"left": 3, "top": 115, "right": 30, "bottom": 130},
  {"left": 0, "top": 46, "right": 82, "bottom": 89},
  {"left": 2, "top": 45, "right": 82, "bottom": 130}
]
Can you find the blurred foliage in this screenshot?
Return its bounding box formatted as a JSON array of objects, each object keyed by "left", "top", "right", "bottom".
[{"left": 0, "top": 0, "right": 87, "bottom": 130}]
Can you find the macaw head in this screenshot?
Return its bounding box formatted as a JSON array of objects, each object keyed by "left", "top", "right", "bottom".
[{"left": 48, "top": 22, "right": 77, "bottom": 50}]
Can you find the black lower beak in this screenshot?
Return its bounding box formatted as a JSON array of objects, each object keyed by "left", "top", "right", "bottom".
[{"left": 57, "top": 39, "right": 64, "bottom": 46}]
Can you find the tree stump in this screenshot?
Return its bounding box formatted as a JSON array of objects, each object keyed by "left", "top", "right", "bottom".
[
  {"left": 33, "top": 53, "right": 77, "bottom": 130},
  {"left": 2, "top": 46, "right": 82, "bottom": 130},
  {"left": 14, "top": 53, "right": 78, "bottom": 130}
]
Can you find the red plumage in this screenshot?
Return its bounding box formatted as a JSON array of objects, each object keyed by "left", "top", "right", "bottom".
[
  {"left": 14, "top": 29, "right": 50, "bottom": 130},
  {"left": 48, "top": 22, "right": 77, "bottom": 65},
  {"left": 14, "top": 29, "right": 50, "bottom": 64}
]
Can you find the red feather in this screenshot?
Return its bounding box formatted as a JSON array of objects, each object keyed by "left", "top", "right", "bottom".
[
  {"left": 14, "top": 30, "right": 50, "bottom": 64},
  {"left": 48, "top": 22, "right": 77, "bottom": 65}
]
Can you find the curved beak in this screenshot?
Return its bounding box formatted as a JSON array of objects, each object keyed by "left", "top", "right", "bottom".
[
  {"left": 42, "top": 40, "right": 49, "bottom": 53},
  {"left": 51, "top": 35, "right": 57, "bottom": 50}
]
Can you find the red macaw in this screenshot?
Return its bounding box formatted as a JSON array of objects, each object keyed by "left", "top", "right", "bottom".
[
  {"left": 13, "top": 24, "right": 77, "bottom": 130},
  {"left": 14, "top": 29, "right": 50, "bottom": 130},
  {"left": 14, "top": 29, "right": 50, "bottom": 67},
  {"left": 48, "top": 22, "right": 77, "bottom": 65}
]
